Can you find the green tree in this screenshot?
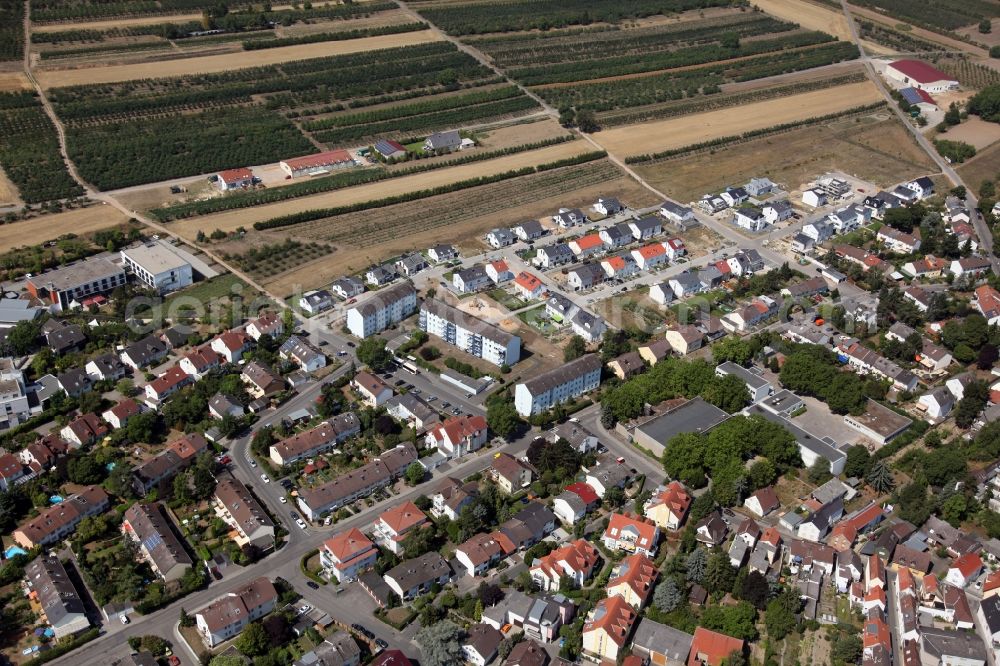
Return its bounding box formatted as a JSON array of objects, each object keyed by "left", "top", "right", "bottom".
[
  {"left": 653, "top": 576, "right": 682, "bottom": 612},
  {"left": 867, "top": 459, "right": 894, "bottom": 493},
  {"left": 564, "top": 335, "right": 587, "bottom": 362},
  {"left": 764, "top": 597, "right": 796, "bottom": 640},
  {"left": 748, "top": 459, "right": 776, "bottom": 489},
  {"left": 67, "top": 456, "right": 106, "bottom": 484},
  {"left": 356, "top": 338, "right": 393, "bottom": 372},
  {"left": 685, "top": 548, "right": 707, "bottom": 584},
  {"left": 235, "top": 621, "right": 269, "bottom": 656},
  {"left": 704, "top": 551, "right": 736, "bottom": 595},
  {"left": 6, "top": 319, "right": 40, "bottom": 355},
  {"left": 739, "top": 571, "right": 770, "bottom": 609},
  {"left": 981, "top": 18, "right": 992, "bottom": 34},
  {"left": 575, "top": 109, "right": 598, "bottom": 133},
  {"left": 701, "top": 601, "right": 758, "bottom": 641},
  {"left": 701, "top": 374, "right": 750, "bottom": 413},
  {"left": 844, "top": 445, "right": 872, "bottom": 479},
  {"left": 807, "top": 457, "right": 832, "bottom": 485},
  {"left": 416, "top": 620, "right": 466, "bottom": 666},
  {"left": 831, "top": 634, "right": 862, "bottom": 665},
  {"left": 712, "top": 336, "right": 753, "bottom": 366},
  {"left": 486, "top": 395, "right": 521, "bottom": 439},
  {"left": 404, "top": 462, "right": 425, "bottom": 486}
]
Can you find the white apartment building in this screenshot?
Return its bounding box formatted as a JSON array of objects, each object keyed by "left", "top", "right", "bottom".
[
  {"left": 0, "top": 359, "right": 30, "bottom": 430},
  {"left": 514, "top": 354, "right": 602, "bottom": 417},
  {"left": 419, "top": 299, "right": 521, "bottom": 366},
  {"left": 120, "top": 241, "right": 194, "bottom": 294},
  {"left": 345, "top": 283, "right": 418, "bottom": 338}
]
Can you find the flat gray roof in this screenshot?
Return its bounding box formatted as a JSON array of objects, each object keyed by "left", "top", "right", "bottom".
[
  {"left": 635, "top": 397, "right": 729, "bottom": 443},
  {"left": 844, "top": 399, "right": 912, "bottom": 439},
  {"left": 746, "top": 404, "right": 845, "bottom": 464},
  {"left": 122, "top": 242, "right": 190, "bottom": 274},
  {"left": 28, "top": 256, "right": 123, "bottom": 291},
  {"left": 717, "top": 362, "right": 770, "bottom": 390}
]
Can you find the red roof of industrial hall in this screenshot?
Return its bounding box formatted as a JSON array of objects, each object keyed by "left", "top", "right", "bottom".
[{"left": 890, "top": 60, "right": 951, "bottom": 84}]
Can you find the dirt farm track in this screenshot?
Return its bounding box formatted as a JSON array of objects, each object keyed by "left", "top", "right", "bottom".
[
  {"left": 34, "top": 30, "right": 442, "bottom": 88},
  {"left": 596, "top": 80, "right": 884, "bottom": 158}
]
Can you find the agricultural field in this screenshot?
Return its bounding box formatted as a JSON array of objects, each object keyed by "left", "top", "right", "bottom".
[
  {"left": 411, "top": 0, "right": 736, "bottom": 35},
  {"left": 34, "top": 29, "right": 442, "bottom": 86},
  {"left": 27, "top": 0, "right": 367, "bottom": 22},
  {"left": 226, "top": 239, "right": 334, "bottom": 281},
  {"left": 633, "top": 108, "right": 935, "bottom": 203},
  {"left": 958, "top": 140, "right": 1000, "bottom": 193},
  {"left": 451, "top": 6, "right": 859, "bottom": 117},
  {"left": 595, "top": 68, "right": 866, "bottom": 127},
  {"left": 30, "top": 3, "right": 419, "bottom": 64},
  {"left": 0, "top": 92, "right": 85, "bottom": 203},
  {"left": 750, "top": 0, "right": 851, "bottom": 40},
  {"left": 934, "top": 56, "right": 1000, "bottom": 90},
  {"left": 0, "top": 207, "right": 133, "bottom": 263},
  {"left": 0, "top": 0, "right": 24, "bottom": 61},
  {"left": 597, "top": 80, "right": 883, "bottom": 158},
  {"left": 534, "top": 40, "right": 859, "bottom": 114},
  {"left": 45, "top": 40, "right": 546, "bottom": 189},
  {"left": 171, "top": 139, "right": 592, "bottom": 237},
  {"left": 850, "top": 0, "right": 1000, "bottom": 33}
]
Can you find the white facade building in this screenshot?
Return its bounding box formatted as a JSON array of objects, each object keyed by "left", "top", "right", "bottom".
[
  {"left": 514, "top": 354, "right": 602, "bottom": 417},
  {"left": 120, "top": 242, "right": 194, "bottom": 294},
  {"left": 419, "top": 299, "right": 520, "bottom": 366},
  {"left": 346, "top": 283, "right": 417, "bottom": 338}
]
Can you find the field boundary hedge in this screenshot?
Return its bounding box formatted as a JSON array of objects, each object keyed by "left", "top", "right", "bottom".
[
  {"left": 624, "top": 102, "right": 888, "bottom": 164},
  {"left": 253, "top": 151, "right": 607, "bottom": 230}
]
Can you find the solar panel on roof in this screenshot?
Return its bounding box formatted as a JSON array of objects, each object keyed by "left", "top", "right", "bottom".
[
  {"left": 142, "top": 533, "right": 163, "bottom": 552},
  {"left": 899, "top": 88, "right": 922, "bottom": 105}
]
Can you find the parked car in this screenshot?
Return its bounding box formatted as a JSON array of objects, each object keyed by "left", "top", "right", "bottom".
[
  {"left": 261, "top": 473, "right": 270, "bottom": 483},
  {"left": 306, "top": 581, "right": 320, "bottom": 590},
  {"left": 296, "top": 519, "right": 307, "bottom": 530}
]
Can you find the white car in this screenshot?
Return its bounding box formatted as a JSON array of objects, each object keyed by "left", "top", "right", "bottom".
[
  {"left": 296, "top": 518, "right": 307, "bottom": 530},
  {"left": 120, "top": 615, "right": 129, "bottom": 625},
  {"left": 299, "top": 605, "right": 311, "bottom": 614},
  {"left": 261, "top": 473, "right": 270, "bottom": 483},
  {"left": 279, "top": 496, "right": 287, "bottom": 504}
]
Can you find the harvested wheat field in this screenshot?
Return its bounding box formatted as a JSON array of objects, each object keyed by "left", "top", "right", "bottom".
[
  {"left": 0, "top": 73, "right": 31, "bottom": 92},
  {"left": 937, "top": 117, "right": 1000, "bottom": 151},
  {"left": 31, "top": 13, "right": 204, "bottom": 31},
  {"left": 847, "top": 4, "right": 988, "bottom": 56},
  {"left": 752, "top": 0, "right": 851, "bottom": 41},
  {"left": 635, "top": 111, "right": 934, "bottom": 203},
  {"left": 172, "top": 140, "right": 593, "bottom": 239},
  {"left": 0, "top": 205, "right": 129, "bottom": 253},
  {"left": 36, "top": 30, "right": 442, "bottom": 88},
  {"left": 597, "top": 80, "right": 883, "bottom": 158}
]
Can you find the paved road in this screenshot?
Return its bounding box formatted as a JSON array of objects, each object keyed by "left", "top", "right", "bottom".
[
  {"left": 51, "top": 424, "right": 543, "bottom": 666},
  {"left": 838, "top": 0, "right": 998, "bottom": 270}
]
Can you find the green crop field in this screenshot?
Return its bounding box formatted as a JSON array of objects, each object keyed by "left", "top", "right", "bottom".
[
  {"left": 852, "top": 0, "right": 1000, "bottom": 32},
  {"left": 0, "top": 93, "right": 84, "bottom": 203},
  {"left": 48, "top": 42, "right": 541, "bottom": 189}
]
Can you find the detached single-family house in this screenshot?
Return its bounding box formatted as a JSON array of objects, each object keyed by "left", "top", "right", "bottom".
[
  {"left": 512, "top": 220, "right": 546, "bottom": 242},
  {"left": 486, "top": 228, "right": 515, "bottom": 249},
  {"left": 453, "top": 265, "right": 490, "bottom": 293}
]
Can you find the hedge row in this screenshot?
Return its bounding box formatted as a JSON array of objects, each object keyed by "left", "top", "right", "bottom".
[
  {"left": 152, "top": 135, "right": 574, "bottom": 221},
  {"left": 624, "top": 103, "right": 888, "bottom": 164},
  {"left": 253, "top": 151, "right": 607, "bottom": 230}
]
